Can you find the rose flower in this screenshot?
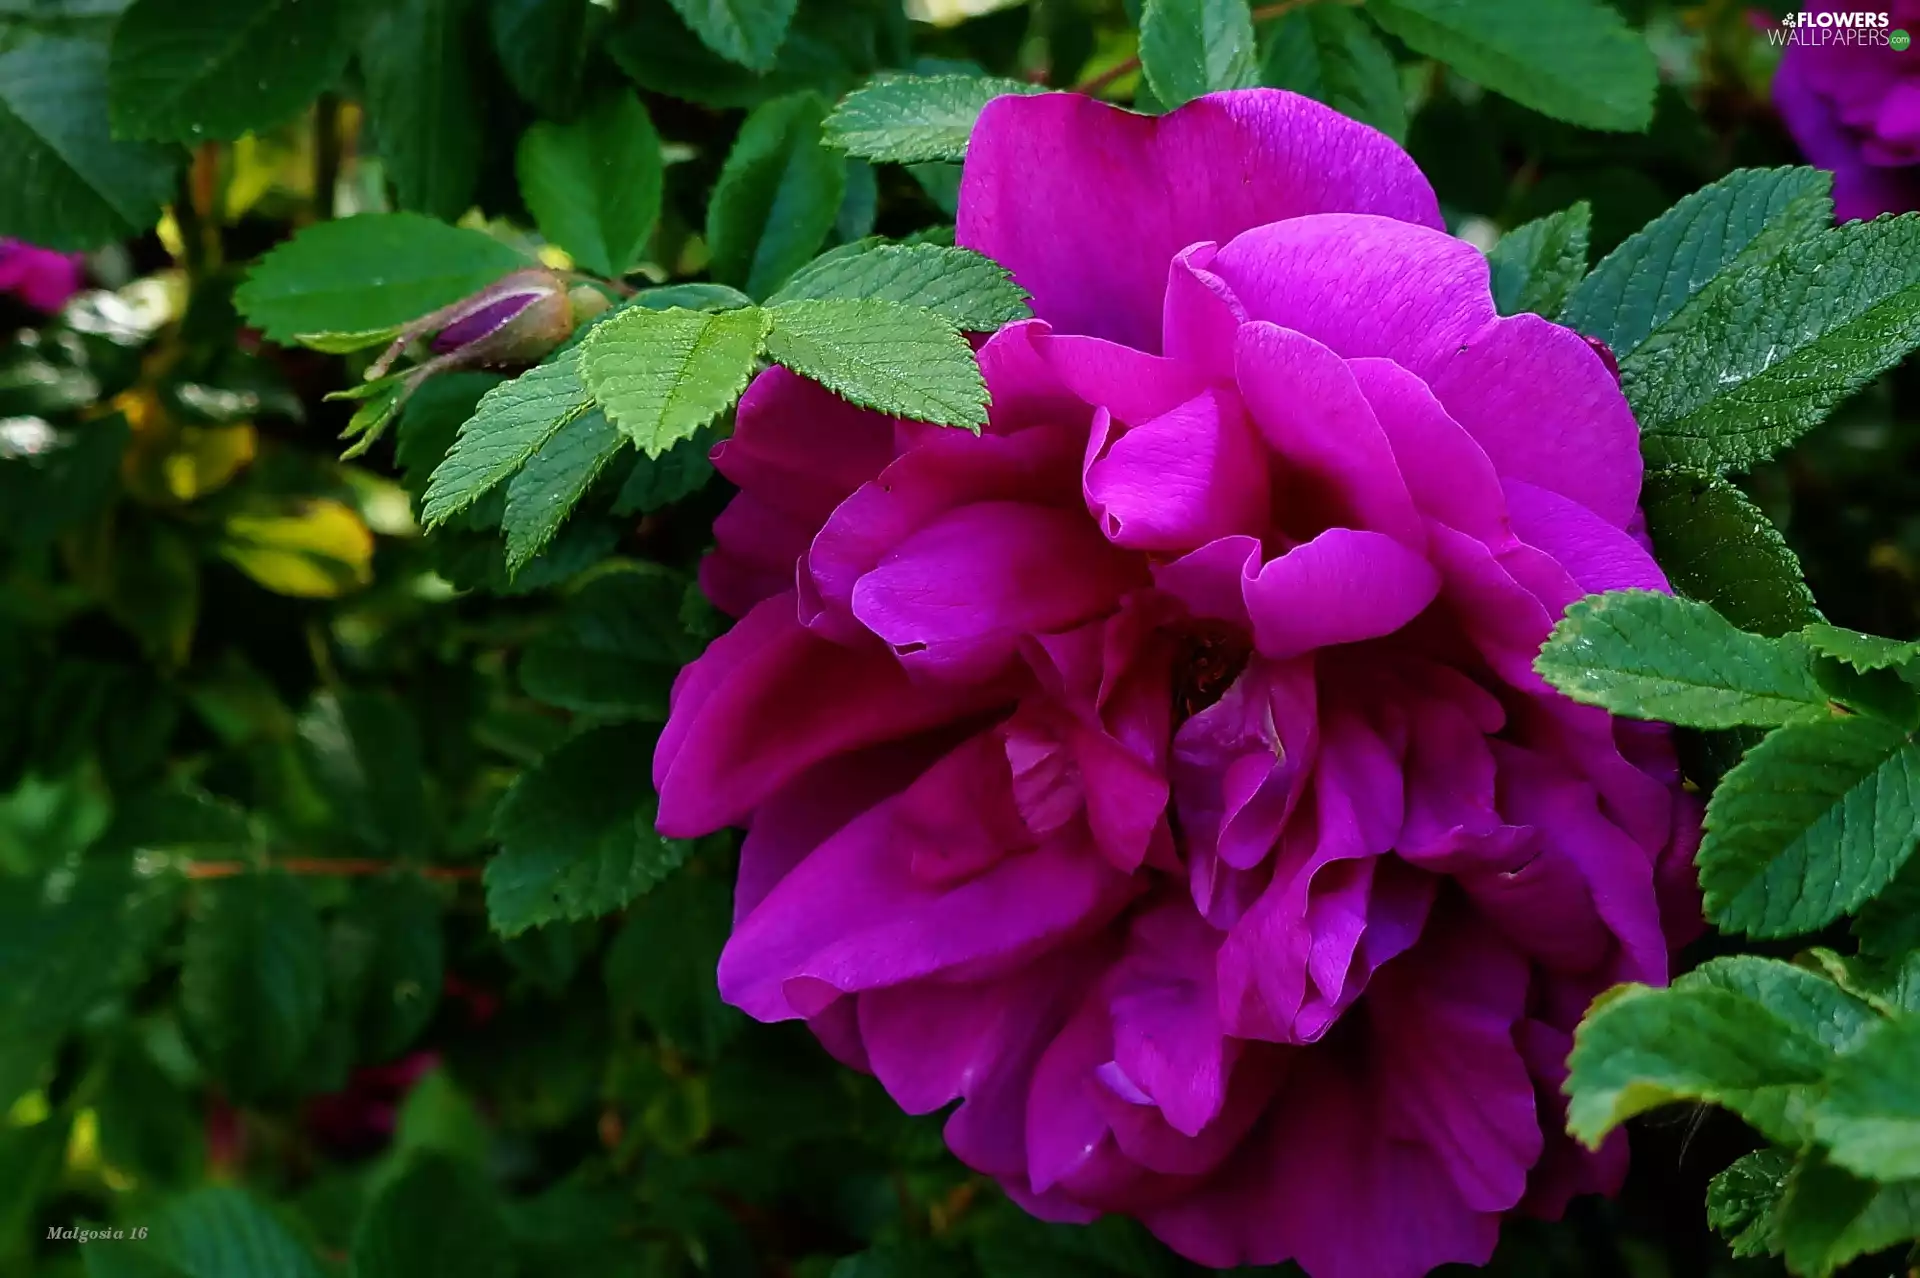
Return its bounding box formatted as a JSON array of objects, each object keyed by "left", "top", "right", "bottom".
[
  {"left": 1774, "top": 1, "right": 1920, "bottom": 220},
  {"left": 655, "top": 89, "right": 1702, "bottom": 1278}
]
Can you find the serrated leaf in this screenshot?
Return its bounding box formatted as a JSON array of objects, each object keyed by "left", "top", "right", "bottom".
[
  {"left": 1813, "top": 1015, "right": 1920, "bottom": 1181},
  {"left": 764, "top": 298, "right": 986, "bottom": 429},
  {"left": 630, "top": 281, "right": 757, "bottom": 312},
  {"left": 708, "top": 91, "right": 844, "bottom": 298},
  {"left": 421, "top": 353, "right": 594, "bottom": 526},
  {"left": 1700, "top": 716, "right": 1920, "bottom": 937},
  {"left": 823, "top": 74, "right": 1048, "bottom": 164},
  {"left": 604, "top": 870, "right": 741, "bottom": 1059},
  {"left": 1565, "top": 167, "right": 1832, "bottom": 362},
  {"left": 484, "top": 723, "right": 693, "bottom": 936},
  {"left": 0, "top": 37, "right": 179, "bottom": 251},
  {"left": 769, "top": 242, "right": 1030, "bottom": 330},
  {"left": 612, "top": 426, "right": 715, "bottom": 515},
  {"left": 665, "top": 0, "right": 796, "bottom": 71},
  {"left": 1631, "top": 216, "right": 1920, "bottom": 472},
  {"left": 579, "top": 304, "right": 769, "bottom": 457},
  {"left": 1708, "top": 1148, "right": 1792, "bottom": 1259},
  {"left": 107, "top": 0, "right": 354, "bottom": 143},
  {"left": 1565, "top": 972, "right": 1841, "bottom": 1149},
  {"left": 180, "top": 874, "right": 327, "bottom": 1100},
  {"left": 358, "top": 0, "right": 482, "bottom": 220},
  {"left": 1640, "top": 470, "right": 1822, "bottom": 638},
  {"left": 1856, "top": 854, "right": 1920, "bottom": 959},
  {"left": 1776, "top": 1156, "right": 1882, "bottom": 1278},
  {"left": 502, "top": 407, "right": 624, "bottom": 573},
  {"left": 353, "top": 1153, "right": 512, "bottom": 1278},
  {"left": 1489, "top": 203, "right": 1590, "bottom": 318},
  {"left": 1365, "top": 0, "right": 1655, "bottom": 132},
  {"left": 1803, "top": 623, "right": 1920, "bottom": 675},
  {"left": 236, "top": 213, "right": 529, "bottom": 344},
  {"left": 1536, "top": 590, "right": 1829, "bottom": 729},
  {"left": 516, "top": 89, "right": 661, "bottom": 278},
  {"left": 1140, "top": 0, "right": 1259, "bottom": 110},
  {"left": 518, "top": 567, "right": 695, "bottom": 717},
  {"left": 1260, "top": 5, "right": 1405, "bottom": 141}
]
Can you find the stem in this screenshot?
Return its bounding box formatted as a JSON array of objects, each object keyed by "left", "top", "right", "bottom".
[
  {"left": 183, "top": 858, "right": 482, "bottom": 882},
  {"left": 1069, "top": 0, "right": 1336, "bottom": 95}
]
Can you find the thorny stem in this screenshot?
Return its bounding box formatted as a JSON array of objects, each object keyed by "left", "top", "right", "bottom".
[
  {"left": 183, "top": 858, "right": 482, "bottom": 881},
  {"left": 1068, "top": 0, "right": 1345, "bottom": 95}
]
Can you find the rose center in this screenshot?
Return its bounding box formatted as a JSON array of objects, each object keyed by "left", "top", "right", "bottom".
[{"left": 1172, "top": 624, "right": 1252, "bottom": 723}]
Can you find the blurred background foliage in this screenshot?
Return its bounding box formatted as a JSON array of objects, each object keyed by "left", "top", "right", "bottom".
[{"left": 0, "top": 0, "right": 1911, "bottom": 1276}]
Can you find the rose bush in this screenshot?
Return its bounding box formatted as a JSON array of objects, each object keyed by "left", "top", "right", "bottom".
[
  {"left": 1774, "top": 0, "right": 1920, "bottom": 220},
  {"left": 655, "top": 89, "right": 1703, "bottom": 1278}
]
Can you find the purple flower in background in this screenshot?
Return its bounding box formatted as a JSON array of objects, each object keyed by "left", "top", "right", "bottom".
[
  {"left": 0, "top": 239, "right": 84, "bottom": 312},
  {"left": 1774, "top": 0, "right": 1920, "bottom": 220},
  {"left": 656, "top": 90, "right": 1703, "bottom": 1278}
]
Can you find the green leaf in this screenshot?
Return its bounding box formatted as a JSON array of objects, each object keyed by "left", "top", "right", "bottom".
[
  {"left": 236, "top": 213, "right": 529, "bottom": 344},
  {"left": 336, "top": 875, "right": 443, "bottom": 1064},
  {"left": 1708, "top": 1148, "right": 1792, "bottom": 1259},
  {"left": 394, "top": 371, "right": 501, "bottom": 500},
  {"left": 664, "top": 0, "right": 796, "bottom": 71},
  {"left": 1140, "top": 0, "right": 1260, "bottom": 110},
  {"left": 291, "top": 327, "right": 402, "bottom": 355},
  {"left": 1639, "top": 470, "right": 1821, "bottom": 638},
  {"left": 764, "top": 298, "right": 987, "bottom": 430},
  {"left": 769, "top": 242, "right": 1031, "bottom": 330},
  {"left": 1488, "top": 203, "right": 1590, "bottom": 318},
  {"left": 1259, "top": 4, "right": 1404, "bottom": 141},
  {"left": 488, "top": 0, "right": 591, "bottom": 118},
  {"left": 107, "top": 0, "right": 354, "bottom": 142},
  {"left": 578, "top": 304, "right": 770, "bottom": 457},
  {"left": 296, "top": 690, "right": 432, "bottom": 856},
  {"left": 1565, "top": 969, "right": 1845, "bottom": 1149},
  {"left": 1803, "top": 623, "right": 1920, "bottom": 675},
  {"left": 1565, "top": 166, "right": 1832, "bottom": 360},
  {"left": 1630, "top": 216, "right": 1920, "bottom": 472},
  {"left": 1700, "top": 716, "right": 1920, "bottom": 937},
  {"left": 823, "top": 74, "right": 1048, "bottom": 164},
  {"left": 630, "top": 281, "right": 757, "bottom": 312},
  {"left": 484, "top": 723, "right": 693, "bottom": 936},
  {"left": 0, "top": 37, "right": 179, "bottom": 251},
  {"left": 421, "top": 352, "right": 594, "bottom": 527},
  {"left": 604, "top": 870, "right": 741, "bottom": 1059},
  {"left": 1364, "top": 0, "right": 1655, "bottom": 132},
  {"left": 0, "top": 865, "right": 172, "bottom": 1105},
  {"left": 353, "top": 1153, "right": 513, "bottom": 1278},
  {"left": 612, "top": 426, "right": 716, "bottom": 515},
  {"left": 502, "top": 408, "right": 624, "bottom": 574},
  {"left": 518, "top": 566, "right": 696, "bottom": 717},
  {"left": 1814, "top": 1015, "right": 1920, "bottom": 1181},
  {"left": 110, "top": 1186, "right": 325, "bottom": 1278},
  {"left": 1535, "top": 590, "right": 1829, "bottom": 729},
  {"left": 180, "top": 874, "right": 327, "bottom": 1100},
  {"left": 358, "top": 0, "right": 482, "bottom": 220},
  {"left": 1856, "top": 854, "right": 1920, "bottom": 959},
  {"left": 1682, "top": 955, "right": 1880, "bottom": 1053},
  {"left": 516, "top": 89, "right": 662, "bottom": 278},
  {"left": 1776, "top": 1156, "right": 1883, "bottom": 1278},
  {"left": 708, "top": 91, "right": 845, "bottom": 297}
]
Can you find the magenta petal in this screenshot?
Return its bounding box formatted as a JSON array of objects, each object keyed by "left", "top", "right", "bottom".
[
  {"left": 959, "top": 90, "right": 1442, "bottom": 351},
  {"left": 851, "top": 501, "right": 1143, "bottom": 681},
  {"left": 1213, "top": 214, "right": 1494, "bottom": 374},
  {"left": 718, "top": 366, "right": 899, "bottom": 524},
  {"left": 1369, "top": 915, "right": 1542, "bottom": 1215},
  {"left": 721, "top": 807, "right": 1136, "bottom": 1021},
  {"left": 1427, "top": 314, "right": 1643, "bottom": 529},
  {"left": 1233, "top": 322, "right": 1424, "bottom": 546},
  {"left": 1505, "top": 480, "right": 1670, "bottom": 595},
  {"left": 1162, "top": 242, "right": 1246, "bottom": 381},
  {"left": 1153, "top": 534, "right": 1262, "bottom": 627},
  {"left": 1244, "top": 529, "right": 1440, "bottom": 661},
  {"left": 653, "top": 595, "right": 999, "bottom": 836},
  {"left": 1085, "top": 388, "right": 1269, "bottom": 552},
  {"left": 1038, "top": 331, "right": 1212, "bottom": 425},
  {"left": 1348, "top": 356, "right": 1509, "bottom": 545},
  {"left": 1106, "top": 901, "right": 1235, "bottom": 1137}
]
